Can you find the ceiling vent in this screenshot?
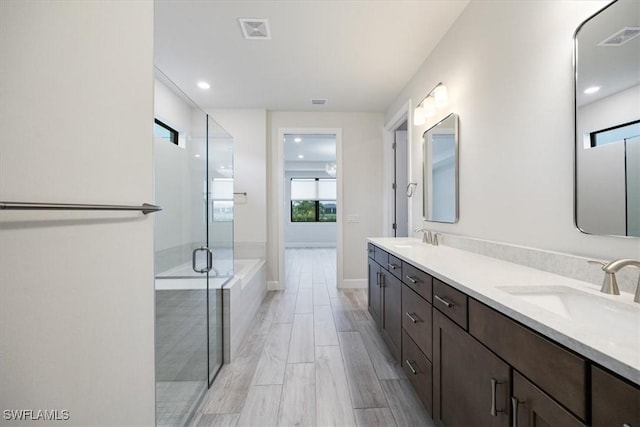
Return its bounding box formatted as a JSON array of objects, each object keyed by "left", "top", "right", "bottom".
[
  {"left": 311, "top": 99, "right": 327, "bottom": 105},
  {"left": 239, "top": 18, "right": 271, "bottom": 40},
  {"left": 598, "top": 27, "right": 640, "bottom": 46}
]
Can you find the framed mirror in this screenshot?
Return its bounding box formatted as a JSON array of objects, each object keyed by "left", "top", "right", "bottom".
[
  {"left": 423, "top": 113, "right": 459, "bottom": 223},
  {"left": 575, "top": 0, "right": 640, "bottom": 237}
]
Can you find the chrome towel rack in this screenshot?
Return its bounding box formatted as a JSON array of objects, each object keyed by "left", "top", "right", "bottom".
[{"left": 0, "top": 201, "right": 162, "bottom": 215}]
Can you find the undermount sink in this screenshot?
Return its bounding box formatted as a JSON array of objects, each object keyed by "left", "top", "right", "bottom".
[{"left": 497, "top": 285, "right": 640, "bottom": 340}]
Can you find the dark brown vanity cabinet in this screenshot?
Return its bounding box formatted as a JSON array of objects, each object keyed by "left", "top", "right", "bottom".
[
  {"left": 366, "top": 243, "right": 639, "bottom": 427},
  {"left": 367, "top": 256, "right": 382, "bottom": 326},
  {"left": 367, "top": 245, "right": 401, "bottom": 361},
  {"left": 433, "top": 309, "right": 510, "bottom": 427},
  {"left": 591, "top": 365, "right": 640, "bottom": 427},
  {"left": 512, "top": 371, "right": 585, "bottom": 427},
  {"left": 401, "top": 265, "right": 435, "bottom": 414},
  {"left": 381, "top": 271, "right": 402, "bottom": 361}
]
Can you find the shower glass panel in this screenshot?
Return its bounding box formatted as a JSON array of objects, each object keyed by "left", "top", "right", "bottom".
[
  {"left": 153, "top": 70, "right": 233, "bottom": 426},
  {"left": 206, "top": 116, "right": 234, "bottom": 384}
]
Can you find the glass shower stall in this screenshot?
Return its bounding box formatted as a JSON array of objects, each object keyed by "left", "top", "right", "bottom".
[{"left": 153, "top": 69, "right": 234, "bottom": 426}]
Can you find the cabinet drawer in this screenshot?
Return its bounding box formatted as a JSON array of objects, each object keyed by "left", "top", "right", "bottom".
[
  {"left": 387, "top": 254, "right": 403, "bottom": 280},
  {"left": 432, "top": 279, "right": 468, "bottom": 330},
  {"left": 367, "top": 243, "right": 375, "bottom": 259},
  {"left": 402, "top": 285, "right": 432, "bottom": 360},
  {"left": 374, "top": 246, "right": 389, "bottom": 267},
  {"left": 402, "top": 262, "right": 433, "bottom": 303},
  {"left": 591, "top": 365, "right": 640, "bottom": 427},
  {"left": 402, "top": 330, "right": 433, "bottom": 415},
  {"left": 468, "top": 299, "right": 587, "bottom": 420},
  {"left": 513, "top": 371, "right": 585, "bottom": 427}
]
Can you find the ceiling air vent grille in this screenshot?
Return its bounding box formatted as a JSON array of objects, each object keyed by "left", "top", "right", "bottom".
[
  {"left": 311, "top": 99, "right": 327, "bottom": 105},
  {"left": 598, "top": 27, "right": 640, "bottom": 46},
  {"left": 239, "top": 18, "right": 271, "bottom": 40}
]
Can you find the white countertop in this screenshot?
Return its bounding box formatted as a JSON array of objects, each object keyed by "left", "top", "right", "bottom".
[{"left": 369, "top": 237, "right": 640, "bottom": 385}]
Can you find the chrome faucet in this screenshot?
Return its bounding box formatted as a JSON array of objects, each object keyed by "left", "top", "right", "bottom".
[
  {"left": 415, "top": 228, "right": 439, "bottom": 246},
  {"left": 589, "top": 259, "right": 640, "bottom": 303}
]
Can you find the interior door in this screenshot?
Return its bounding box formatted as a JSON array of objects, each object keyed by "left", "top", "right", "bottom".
[{"left": 393, "top": 124, "right": 409, "bottom": 237}]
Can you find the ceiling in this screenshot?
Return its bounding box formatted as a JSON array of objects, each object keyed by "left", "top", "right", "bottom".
[
  {"left": 576, "top": 0, "right": 640, "bottom": 107},
  {"left": 283, "top": 133, "right": 336, "bottom": 172},
  {"left": 154, "top": 0, "right": 469, "bottom": 112}
]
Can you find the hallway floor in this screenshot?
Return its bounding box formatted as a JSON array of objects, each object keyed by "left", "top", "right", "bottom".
[{"left": 189, "top": 248, "right": 434, "bottom": 427}]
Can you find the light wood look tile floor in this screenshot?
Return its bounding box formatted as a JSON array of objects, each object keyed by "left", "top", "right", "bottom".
[{"left": 190, "top": 248, "right": 435, "bottom": 427}]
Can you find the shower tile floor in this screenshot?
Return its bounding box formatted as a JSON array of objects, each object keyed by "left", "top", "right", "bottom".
[{"left": 187, "top": 248, "right": 435, "bottom": 427}]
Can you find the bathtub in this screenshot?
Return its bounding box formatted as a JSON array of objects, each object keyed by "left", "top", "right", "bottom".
[{"left": 155, "top": 258, "right": 267, "bottom": 362}]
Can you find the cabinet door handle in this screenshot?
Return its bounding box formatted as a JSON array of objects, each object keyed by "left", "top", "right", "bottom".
[
  {"left": 405, "top": 360, "right": 418, "bottom": 375},
  {"left": 388, "top": 263, "right": 398, "bottom": 270},
  {"left": 434, "top": 294, "right": 453, "bottom": 308},
  {"left": 405, "top": 312, "right": 420, "bottom": 323},
  {"left": 490, "top": 378, "right": 504, "bottom": 416},
  {"left": 380, "top": 273, "right": 385, "bottom": 288},
  {"left": 376, "top": 272, "right": 380, "bottom": 287},
  {"left": 405, "top": 275, "right": 418, "bottom": 284},
  {"left": 511, "top": 397, "right": 520, "bottom": 427}
]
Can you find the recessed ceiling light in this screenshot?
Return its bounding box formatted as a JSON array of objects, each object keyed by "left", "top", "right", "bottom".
[
  {"left": 194, "top": 154, "right": 201, "bottom": 158},
  {"left": 298, "top": 154, "right": 304, "bottom": 159},
  {"left": 197, "top": 81, "right": 210, "bottom": 90},
  {"left": 584, "top": 86, "right": 600, "bottom": 94},
  {"left": 294, "top": 137, "right": 302, "bottom": 143}
]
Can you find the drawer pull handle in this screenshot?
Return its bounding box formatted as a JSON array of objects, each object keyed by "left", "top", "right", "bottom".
[
  {"left": 490, "top": 378, "right": 504, "bottom": 416},
  {"left": 511, "top": 397, "right": 520, "bottom": 427},
  {"left": 405, "top": 360, "right": 418, "bottom": 375},
  {"left": 405, "top": 312, "right": 420, "bottom": 323},
  {"left": 388, "top": 263, "right": 398, "bottom": 270},
  {"left": 405, "top": 275, "right": 418, "bottom": 284},
  {"left": 434, "top": 294, "right": 453, "bottom": 308}
]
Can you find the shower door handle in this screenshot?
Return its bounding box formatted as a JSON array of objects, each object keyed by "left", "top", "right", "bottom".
[{"left": 192, "top": 247, "right": 213, "bottom": 273}]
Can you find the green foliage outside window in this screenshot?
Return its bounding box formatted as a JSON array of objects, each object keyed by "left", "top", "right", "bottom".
[
  {"left": 292, "top": 200, "right": 336, "bottom": 222},
  {"left": 292, "top": 200, "right": 316, "bottom": 222}
]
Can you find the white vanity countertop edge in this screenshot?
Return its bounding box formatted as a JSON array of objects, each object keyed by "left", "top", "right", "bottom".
[{"left": 368, "top": 237, "right": 640, "bottom": 385}]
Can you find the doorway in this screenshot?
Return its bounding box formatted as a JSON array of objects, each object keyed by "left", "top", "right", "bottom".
[
  {"left": 393, "top": 120, "right": 409, "bottom": 237},
  {"left": 277, "top": 128, "right": 342, "bottom": 291}
]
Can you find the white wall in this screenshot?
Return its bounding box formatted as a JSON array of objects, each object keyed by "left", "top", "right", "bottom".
[
  {"left": 385, "top": 0, "right": 638, "bottom": 261},
  {"left": 268, "top": 112, "right": 384, "bottom": 288},
  {"left": 284, "top": 170, "right": 337, "bottom": 247},
  {"left": 208, "top": 109, "right": 268, "bottom": 259},
  {"left": 0, "top": 1, "right": 155, "bottom": 426}
]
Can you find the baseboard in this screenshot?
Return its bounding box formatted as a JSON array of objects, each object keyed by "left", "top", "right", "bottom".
[
  {"left": 267, "top": 280, "right": 283, "bottom": 291},
  {"left": 339, "top": 278, "right": 367, "bottom": 289}
]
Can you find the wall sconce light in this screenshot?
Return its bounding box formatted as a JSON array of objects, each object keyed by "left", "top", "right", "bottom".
[{"left": 413, "top": 82, "right": 449, "bottom": 126}]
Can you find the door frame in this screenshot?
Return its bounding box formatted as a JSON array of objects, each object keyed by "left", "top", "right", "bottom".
[
  {"left": 384, "top": 100, "right": 412, "bottom": 237},
  {"left": 275, "top": 127, "right": 343, "bottom": 289}
]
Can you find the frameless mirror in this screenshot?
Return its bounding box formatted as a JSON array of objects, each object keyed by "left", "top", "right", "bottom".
[
  {"left": 575, "top": 0, "right": 640, "bottom": 237},
  {"left": 423, "top": 113, "right": 459, "bottom": 223}
]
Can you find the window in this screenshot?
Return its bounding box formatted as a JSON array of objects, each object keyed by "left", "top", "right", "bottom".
[
  {"left": 154, "top": 119, "right": 179, "bottom": 145},
  {"left": 290, "top": 178, "right": 336, "bottom": 222},
  {"left": 210, "top": 178, "right": 233, "bottom": 222},
  {"left": 590, "top": 120, "right": 640, "bottom": 148}
]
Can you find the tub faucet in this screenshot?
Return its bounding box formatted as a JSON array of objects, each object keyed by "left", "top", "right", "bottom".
[{"left": 589, "top": 259, "right": 640, "bottom": 302}]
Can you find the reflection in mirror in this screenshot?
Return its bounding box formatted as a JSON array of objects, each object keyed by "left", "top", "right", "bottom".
[
  {"left": 423, "top": 113, "right": 459, "bottom": 223},
  {"left": 575, "top": 0, "right": 640, "bottom": 237}
]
